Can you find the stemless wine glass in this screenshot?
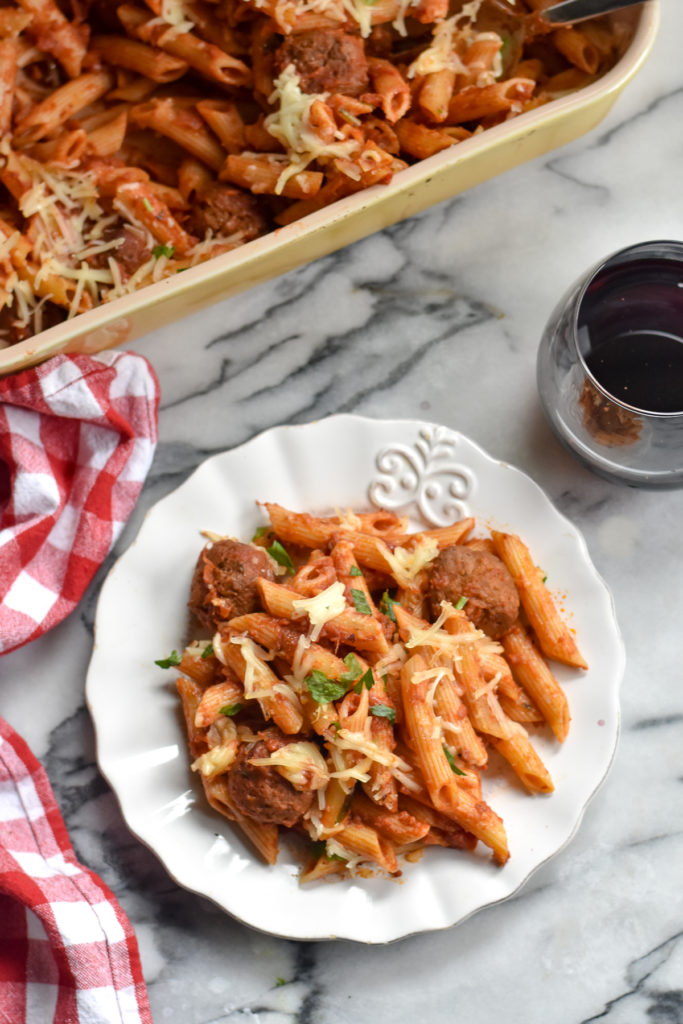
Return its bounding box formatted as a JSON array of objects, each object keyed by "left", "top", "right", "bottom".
[{"left": 537, "top": 240, "right": 683, "bottom": 489}]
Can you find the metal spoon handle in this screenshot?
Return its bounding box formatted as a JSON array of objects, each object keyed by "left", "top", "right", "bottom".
[{"left": 544, "top": 0, "right": 647, "bottom": 25}]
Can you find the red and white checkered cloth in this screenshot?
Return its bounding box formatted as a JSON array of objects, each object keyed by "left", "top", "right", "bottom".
[
  {"left": 0, "top": 351, "right": 159, "bottom": 655},
  {"left": 0, "top": 717, "right": 153, "bottom": 1024}
]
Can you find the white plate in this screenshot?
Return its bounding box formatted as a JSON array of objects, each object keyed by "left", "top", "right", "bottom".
[{"left": 86, "top": 416, "right": 624, "bottom": 943}]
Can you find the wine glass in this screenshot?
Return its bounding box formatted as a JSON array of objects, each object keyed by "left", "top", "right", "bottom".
[{"left": 536, "top": 240, "right": 683, "bottom": 489}]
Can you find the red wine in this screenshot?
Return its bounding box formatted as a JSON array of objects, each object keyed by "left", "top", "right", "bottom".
[{"left": 577, "top": 257, "right": 683, "bottom": 414}]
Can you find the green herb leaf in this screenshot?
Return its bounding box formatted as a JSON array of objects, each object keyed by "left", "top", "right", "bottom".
[
  {"left": 371, "top": 703, "right": 396, "bottom": 724},
  {"left": 154, "top": 650, "right": 182, "bottom": 668},
  {"left": 142, "top": 197, "right": 154, "bottom": 212},
  {"left": 276, "top": 978, "right": 286, "bottom": 988},
  {"left": 350, "top": 588, "right": 372, "bottom": 615},
  {"left": 266, "top": 539, "right": 294, "bottom": 573},
  {"left": 339, "top": 107, "right": 361, "bottom": 126},
  {"left": 201, "top": 642, "right": 214, "bottom": 659},
  {"left": 336, "top": 792, "right": 353, "bottom": 823},
  {"left": 252, "top": 525, "right": 271, "bottom": 540},
  {"left": 353, "top": 667, "right": 374, "bottom": 694},
  {"left": 340, "top": 652, "right": 363, "bottom": 684},
  {"left": 455, "top": 595, "right": 468, "bottom": 610},
  {"left": 219, "top": 703, "right": 243, "bottom": 717},
  {"left": 443, "top": 745, "right": 466, "bottom": 776},
  {"left": 349, "top": 565, "right": 362, "bottom": 577},
  {"left": 305, "top": 670, "right": 347, "bottom": 704},
  {"left": 311, "top": 839, "right": 346, "bottom": 862},
  {"left": 379, "top": 590, "right": 398, "bottom": 622},
  {"left": 542, "top": 574, "right": 548, "bottom": 584},
  {"left": 152, "top": 243, "right": 175, "bottom": 259}
]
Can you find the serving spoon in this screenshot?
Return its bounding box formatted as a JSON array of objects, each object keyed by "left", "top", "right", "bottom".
[{"left": 543, "top": 0, "right": 650, "bottom": 25}]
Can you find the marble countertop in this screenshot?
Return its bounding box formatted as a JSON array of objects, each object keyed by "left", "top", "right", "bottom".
[{"left": 3, "top": 3, "right": 683, "bottom": 1021}]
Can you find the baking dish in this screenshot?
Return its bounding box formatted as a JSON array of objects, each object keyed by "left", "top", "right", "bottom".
[{"left": 0, "top": 3, "right": 658, "bottom": 376}]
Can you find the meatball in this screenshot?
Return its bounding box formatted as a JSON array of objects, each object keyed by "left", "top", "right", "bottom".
[
  {"left": 428, "top": 546, "right": 519, "bottom": 639},
  {"left": 228, "top": 729, "right": 313, "bottom": 827},
  {"left": 188, "top": 539, "right": 275, "bottom": 630},
  {"left": 274, "top": 29, "right": 369, "bottom": 96},
  {"left": 187, "top": 185, "right": 268, "bottom": 242}
]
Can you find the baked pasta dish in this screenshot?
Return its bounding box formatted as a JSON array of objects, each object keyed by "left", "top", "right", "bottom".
[{"left": 0, "top": 0, "right": 629, "bottom": 343}]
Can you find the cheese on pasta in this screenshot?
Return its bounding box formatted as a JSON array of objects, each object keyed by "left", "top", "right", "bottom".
[
  {"left": 408, "top": 16, "right": 468, "bottom": 78},
  {"left": 264, "top": 65, "right": 359, "bottom": 193},
  {"left": 380, "top": 536, "right": 439, "bottom": 589},
  {"left": 291, "top": 579, "right": 347, "bottom": 640},
  {"left": 0, "top": 144, "right": 244, "bottom": 337},
  {"left": 249, "top": 741, "right": 329, "bottom": 789},
  {"left": 405, "top": 602, "right": 502, "bottom": 661}
]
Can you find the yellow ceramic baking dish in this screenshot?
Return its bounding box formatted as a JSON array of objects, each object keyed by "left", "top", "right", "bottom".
[{"left": 0, "top": 2, "right": 659, "bottom": 376}]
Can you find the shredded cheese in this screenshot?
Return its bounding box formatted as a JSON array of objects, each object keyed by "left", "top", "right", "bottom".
[
  {"left": 229, "top": 635, "right": 277, "bottom": 700},
  {"left": 408, "top": 16, "right": 468, "bottom": 78},
  {"left": 191, "top": 718, "right": 238, "bottom": 777},
  {"left": 379, "top": 536, "right": 439, "bottom": 589},
  {"left": 291, "top": 580, "right": 347, "bottom": 641},
  {"left": 249, "top": 741, "right": 329, "bottom": 789},
  {"left": 264, "top": 65, "right": 359, "bottom": 194},
  {"left": 405, "top": 602, "right": 502, "bottom": 662}
]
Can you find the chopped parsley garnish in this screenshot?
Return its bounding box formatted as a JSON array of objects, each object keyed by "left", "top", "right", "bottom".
[
  {"left": 443, "top": 745, "right": 466, "bottom": 776},
  {"left": 154, "top": 650, "right": 182, "bottom": 668},
  {"left": 339, "top": 108, "right": 361, "bottom": 126},
  {"left": 455, "top": 595, "right": 468, "bottom": 610},
  {"left": 349, "top": 565, "right": 362, "bottom": 577},
  {"left": 152, "top": 243, "right": 175, "bottom": 259},
  {"left": 276, "top": 978, "right": 286, "bottom": 987},
  {"left": 336, "top": 792, "right": 353, "bottom": 823},
  {"left": 219, "top": 703, "right": 243, "bottom": 717},
  {"left": 350, "top": 588, "right": 372, "bottom": 615},
  {"left": 379, "top": 590, "right": 398, "bottom": 622},
  {"left": 201, "top": 642, "right": 214, "bottom": 659},
  {"left": 311, "top": 839, "right": 345, "bottom": 861},
  {"left": 252, "top": 525, "right": 271, "bottom": 540},
  {"left": 542, "top": 574, "right": 548, "bottom": 584},
  {"left": 353, "top": 667, "right": 374, "bottom": 694},
  {"left": 371, "top": 704, "right": 396, "bottom": 724},
  {"left": 340, "top": 652, "right": 363, "bottom": 684},
  {"left": 266, "top": 539, "right": 294, "bottom": 573},
  {"left": 305, "top": 670, "right": 347, "bottom": 704}
]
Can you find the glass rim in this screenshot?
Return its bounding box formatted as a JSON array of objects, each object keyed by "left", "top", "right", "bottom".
[{"left": 572, "top": 239, "right": 683, "bottom": 419}]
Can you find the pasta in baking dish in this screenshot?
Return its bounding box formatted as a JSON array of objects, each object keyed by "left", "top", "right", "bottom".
[
  {"left": 161, "top": 503, "right": 587, "bottom": 881},
  {"left": 0, "top": 0, "right": 627, "bottom": 345}
]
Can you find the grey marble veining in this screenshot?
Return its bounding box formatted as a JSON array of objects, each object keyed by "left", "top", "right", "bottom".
[{"left": 3, "top": 4, "right": 683, "bottom": 1022}]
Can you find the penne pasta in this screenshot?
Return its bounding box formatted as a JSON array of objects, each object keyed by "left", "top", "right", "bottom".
[
  {"left": 160, "top": 454, "right": 584, "bottom": 876},
  {"left": 491, "top": 531, "right": 588, "bottom": 669}
]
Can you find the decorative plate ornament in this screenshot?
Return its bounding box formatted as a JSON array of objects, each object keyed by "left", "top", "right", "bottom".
[
  {"left": 368, "top": 426, "right": 474, "bottom": 526},
  {"left": 86, "top": 416, "right": 624, "bottom": 943}
]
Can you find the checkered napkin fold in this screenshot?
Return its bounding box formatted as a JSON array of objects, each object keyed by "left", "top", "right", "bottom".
[
  {"left": 0, "top": 351, "right": 159, "bottom": 655},
  {"left": 0, "top": 718, "right": 153, "bottom": 1024},
  {"left": 0, "top": 351, "right": 158, "bottom": 1021}
]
